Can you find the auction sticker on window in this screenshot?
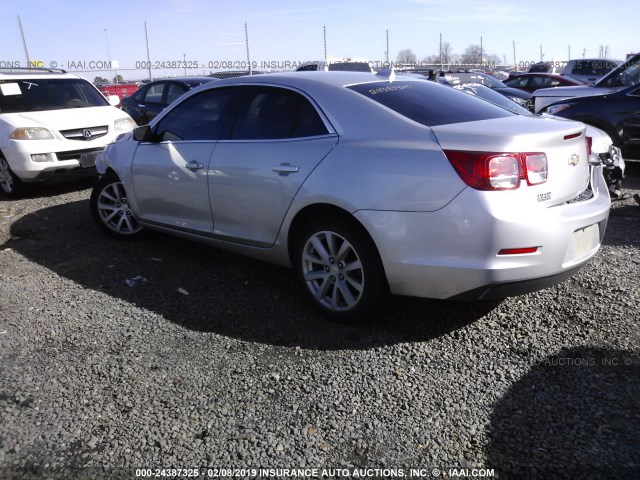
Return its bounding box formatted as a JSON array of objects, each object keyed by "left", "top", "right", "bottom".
[{"left": 0, "top": 83, "right": 21, "bottom": 96}]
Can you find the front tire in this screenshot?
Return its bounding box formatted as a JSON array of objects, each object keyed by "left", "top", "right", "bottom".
[
  {"left": 0, "top": 155, "right": 23, "bottom": 198},
  {"left": 293, "top": 217, "right": 387, "bottom": 322},
  {"left": 90, "top": 172, "right": 145, "bottom": 239}
]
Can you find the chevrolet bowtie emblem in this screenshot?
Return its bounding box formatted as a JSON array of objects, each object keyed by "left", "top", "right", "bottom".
[{"left": 568, "top": 153, "right": 580, "bottom": 166}]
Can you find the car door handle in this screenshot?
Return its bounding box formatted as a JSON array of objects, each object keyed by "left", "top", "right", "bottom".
[
  {"left": 186, "top": 161, "right": 205, "bottom": 170},
  {"left": 272, "top": 164, "right": 299, "bottom": 175}
]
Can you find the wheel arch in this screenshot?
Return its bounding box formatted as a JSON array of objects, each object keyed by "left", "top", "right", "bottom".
[{"left": 286, "top": 203, "right": 385, "bottom": 275}]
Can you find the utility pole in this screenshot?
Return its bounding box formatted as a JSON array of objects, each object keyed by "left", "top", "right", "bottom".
[
  {"left": 440, "top": 33, "right": 443, "bottom": 71},
  {"left": 385, "top": 29, "right": 389, "bottom": 64},
  {"left": 245, "top": 22, "right": 252, "bottom": 75},
  {"left": 512, "top": 40, "right": 516, "bottom": 72},
  {"left": 323, "top": 26, "right": 327, "bottom": 62},
  {"left": 568, "top": 45, "right": 571, "bottom": 60},
  {"left": 144, "top": 21, "right": 152, "bottom": 80},
  {"left": 480, "top": 36, "right": 483, "bottom": 68},
  {"left": 18, "top": 15, "right": 31, "bottom": 68}
]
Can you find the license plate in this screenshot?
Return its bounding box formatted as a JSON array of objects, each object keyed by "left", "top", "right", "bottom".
[
  {"left": 566, "top": 224, "right": 599, "bottom": 262},
  {"left": 80, "top": 152, "right": 100, "bottom": 168}
]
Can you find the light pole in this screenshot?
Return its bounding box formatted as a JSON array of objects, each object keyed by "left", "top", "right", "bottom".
[{"left": 104, "top": 28, "right": 117, "bottom": 83}]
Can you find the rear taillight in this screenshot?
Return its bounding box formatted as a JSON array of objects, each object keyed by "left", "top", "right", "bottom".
[
  {"left": 523, "top": 153, "right": 548, "bottom": 185},
  {"left": 444, "top": 150, "right": 547, "bottom": 191}
]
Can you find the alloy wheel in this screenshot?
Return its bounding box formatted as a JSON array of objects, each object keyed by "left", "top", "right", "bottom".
[
  {"left": 301, "top": 230, "right": 365, "bottom": 312},
  {"left": 96, "top": 181, "right": 142, "bottom": 235}
]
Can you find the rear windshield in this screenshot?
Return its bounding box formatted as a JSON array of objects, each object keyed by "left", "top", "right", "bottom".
[
  {"left": 347, "top": 81, "right": 513, "bottom": 127},
  {"left": 0, "top": 78, "right": 108, "bottom": 113}
]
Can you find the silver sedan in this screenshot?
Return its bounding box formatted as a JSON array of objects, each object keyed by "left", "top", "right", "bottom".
[{"left": 90, "top": 72, "right": 610, "bottom": 321}]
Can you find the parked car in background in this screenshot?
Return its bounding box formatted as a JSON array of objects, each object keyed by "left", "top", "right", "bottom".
[
  {"left": 560, "top": 58, "right": 622, "bottom": 84},
  {"left": 527, "top": 62, "right": 562, "bottom": 74},
  {"left": 90, "top": 71, "right": 609, "bottom": 321},
  {"left": 533, "top": 53, "right": 640, "bottom": 112},
  {"left": 208, "top": 70, "right": 266, "bottom": 79},
  {"left": 541, "top": 82, "right": 640, "bottom": 160},
  {"left": 121, "top": 77, "right": 217, "bottom": 125},
  {"left": 0, "top": 69, "right": 136, "bottom": 197},
  {"left": 296, "top": 58, "right": 373, "bottom": 72},
  {"left": 504, "top": 73, "right": 584, "bottom": 93},
  {"left": 96, "top": 83, "right": 139, "bottom": 103},
  {"left": 440, "top": 71, "right": 533, "bottom": 110}
]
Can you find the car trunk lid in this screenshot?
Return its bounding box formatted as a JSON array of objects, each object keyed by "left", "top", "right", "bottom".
[{"left": 432, "top": 115, "right": 590, "bottom": 206}]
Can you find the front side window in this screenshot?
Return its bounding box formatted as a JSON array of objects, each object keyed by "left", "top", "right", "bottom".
[
  {"left": 0, "top": 78, "right": 108, "bottom": 113},
  {"left": 165, "top": 84, "right": 187, "bottom": 105},
  {"left": 143, "top": 84, "right": 164, "bottom": 104},
  {"left": 348, "top": 81, "right": 513, "bottom": 126},
  {"left": 155, "top": 88, "right": 232, "bottom": 141},
  {"left": 230, "top": 86, "right": 328, "bottom": 140}
]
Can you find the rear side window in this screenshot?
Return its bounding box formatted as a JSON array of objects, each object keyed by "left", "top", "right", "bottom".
[
  {"left": 230, "top": 86, "right": 328, "bottom": 140},
  {"left": 348, "top": 81, "right": 513, "bottom": 127}
]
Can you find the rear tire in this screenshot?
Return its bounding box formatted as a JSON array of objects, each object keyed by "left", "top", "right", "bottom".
[
  {"left": 90, "top": 172, "right": 145, "bottom": 240},
  {"left": 0, "top": 155, "right": 23, "bottom": 198},
  {"left": 292, "top": 217, "right": 387, "bottom": 323}
]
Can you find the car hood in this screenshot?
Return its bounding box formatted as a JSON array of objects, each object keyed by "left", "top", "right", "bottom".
[
  {"left": 1, "top": 106, "right": 132, "bottom": 131},
  {"left": 532, "top": 85, "right": 622, "bottom": 99}
]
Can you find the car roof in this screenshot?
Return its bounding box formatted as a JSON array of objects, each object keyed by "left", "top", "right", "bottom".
[
  {"left": 148, "top": 76, "right": 214, "bottom": 83},
  {"left": 0, "top": 69, "right": 81, "bottom": 80},
  {"left": 205, "top": 71, "right": 402, "bottom": 89}
]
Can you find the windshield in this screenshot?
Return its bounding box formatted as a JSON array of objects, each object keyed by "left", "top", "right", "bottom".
[
  {"left": 0, "top": 78, "right": 108, "bottom": 113},
  {"left": 443, "top": 72, "right": 505, "bottom": 89},
  {"left": 596, "top": 55, "right": 640, "bottom": 88},
  {"left": 347, "top": 80, "right": 513, "bottom": 127}
]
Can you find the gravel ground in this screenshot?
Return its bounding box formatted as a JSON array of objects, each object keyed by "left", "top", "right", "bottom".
[{"left": 1, "top": 166, "right": 639, "bottom": 480}]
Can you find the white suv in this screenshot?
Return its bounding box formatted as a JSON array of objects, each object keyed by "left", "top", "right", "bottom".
[{"left": 0, "top": 69, "right": 136, "bottom": 196}]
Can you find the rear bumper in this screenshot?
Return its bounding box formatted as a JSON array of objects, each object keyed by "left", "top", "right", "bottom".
[
  {"left": 450, "top": 263, "right": 586, "bottom": 300},
  {"left": 355, "top": 166, "right": 611, "bottom": 300}
]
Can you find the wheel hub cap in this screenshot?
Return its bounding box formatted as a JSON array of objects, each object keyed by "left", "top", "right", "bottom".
[{"left": 301, "top": 230, "right": 364, "bottom": 312}]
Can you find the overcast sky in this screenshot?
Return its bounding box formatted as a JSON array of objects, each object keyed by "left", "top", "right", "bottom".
[{"left": 1, "top": 0, "right": 636, "bottom": 80}]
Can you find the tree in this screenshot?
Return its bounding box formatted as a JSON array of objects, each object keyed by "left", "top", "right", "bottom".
[
  {"left": 461, "top": 44, "right": 482, "bottom": 66},
  {"left": 113, "top": 74, "right": 124, "bottom": 84},
  {"left": 440, "top": 42, "right": 453, "bottom": 64},
  {"left": 397, "top": 49, "right": 417, "bottom": 65},
  {"left": 94, "top": 76, "right": 108, "bottom": 85}
]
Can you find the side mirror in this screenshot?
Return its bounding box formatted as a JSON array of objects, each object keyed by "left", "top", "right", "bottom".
[
  {"left": 133, "top": 125, "right": 159, "bottom": 142},
  {"left": 107, "top": 95, "right": 121, "bottom": 107}
]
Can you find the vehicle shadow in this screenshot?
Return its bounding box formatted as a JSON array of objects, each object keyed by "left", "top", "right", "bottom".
[
  {"left": 5, "top": 199, "right": 499, "bottom": 350},
  {"left": 485, "top": 346, "right": 640, "bottom": 479},
  {"left": 0, "top": 177, "right": 96, "bottom": 202}
]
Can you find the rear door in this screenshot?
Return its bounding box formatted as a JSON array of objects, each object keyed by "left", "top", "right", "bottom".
[{"left": 209, "top": 85, "right": 337, "bottom": 247}]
